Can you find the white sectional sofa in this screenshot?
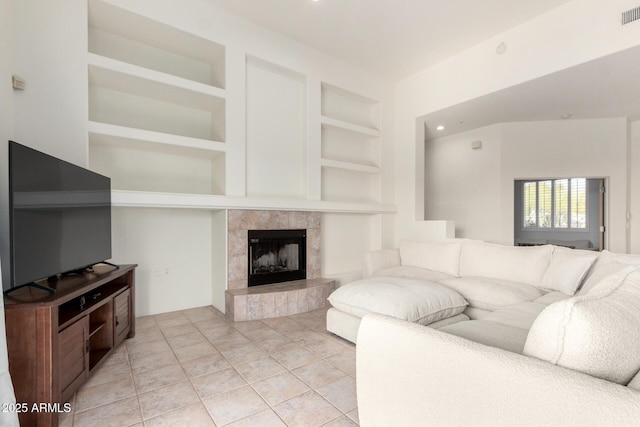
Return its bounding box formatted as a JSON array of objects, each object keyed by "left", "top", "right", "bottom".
[{"left": 325, "top": 239, "right": 640, "bottom": 425}]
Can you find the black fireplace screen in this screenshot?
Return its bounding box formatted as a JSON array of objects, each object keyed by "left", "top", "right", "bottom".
[{"left": 248, "top": 229, "right": 306, "bottom": 286}]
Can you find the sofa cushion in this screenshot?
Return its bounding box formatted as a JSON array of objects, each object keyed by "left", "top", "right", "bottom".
[
  {"left": 628, "top": 371, "right": 640, "bottom": 390},
  {"left": 540, "top": 246, "right": 598, "bottom": 295},
  {"left": 459, "top": 241, "right": 552, "bottom": 286},
  {"left": 438, "top": 320, "right": 529, "bottom": 354},
  {"left": 438, "top": 277, "right": 544, "bottom": 311},
  {"left": 373, "top": 265, "right": 454, "bottom": 283},
  {"left": 482, "top": 302, "right": 547, "bottom": 330},
  {"left": 400, "top": 240, "right": 462, "bottom": 277},
  {"left": 363, "top": 248, "right": 400, "bottom": 278},
  {"left": 532, "top": 291, "right": 571, "bottom": 305},
  {"left": 523, "top": 267, "right": 640, "bottom": 385},
  {"left": 327, "top": 276, "right": 467, "bottom": 325},
  {"left": 578, "top": 250, "right": 640, "bottom": 295}
]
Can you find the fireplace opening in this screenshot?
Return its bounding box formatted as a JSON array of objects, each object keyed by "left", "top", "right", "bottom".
[{"left": 248, "top": 229, "right": 307, "bottom": 287}]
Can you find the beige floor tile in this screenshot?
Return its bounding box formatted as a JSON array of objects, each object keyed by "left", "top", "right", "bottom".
[
  {"left": 133, "top": 363, "right": 187, "bottom": 394},
  {"left": 316, "top": 376, "right": 357, "bottom": 412},
  {"left": 172, "top": 341, "right": 219, "bottom": 363},
  {"left": 137, "top": 380, "right": 200, "bottom": 420},
  {"left": 161, "top": 322, "right": 199, "bottom": 338},
  {"left": 182, "top": 306, "right": 221, "bottom": 323},
  {"left": 220, "top": 342, "right": 268, "bottom": 365},
  {"left": 155, "top": 313, "right": 191, "bottom": 329},
  {"left": 135, "top": 315, "right": 159, "bottom": 332},
  {"left": 346, "top": 408, "right": 359, "bottom": 424},
  {"left": 125, "top": 328, "right": 165, "bottom": 345},
  {"left": 101, "top": 345, "right": 128, "bottom": 367},
  {"left": 126, "top": 337, "right": 171, "bottom": 361},
  {"left": 144, "top": 402, "right": 215, "bottom": 427},
  {"left": 254, "top": 335, "right": 298, "bottom": 354},
  {"left": 234, "top": 356, "right": 287, "bottom": 383},
  {"left": 166, "top": 330, "right": 209, "bottom": 349},
  {"left": 75, "top": 307, "right": 356, "bottom": 427},
  {"left": 73, "top": 397, "right": 142, "bottom": 427},
  {"left": 181, "top": 352, "right": 230, "bottom": 377},
  {"left": 272, "top": 345, "right": 321, "bottom": 370},
  {"left": 292, "top": 360, "right": 347, "bottom": 389},
  {"left": 324, "top": 415, "right": 358, "bottom": 426},
  {"left": 129, "top": 351, "right": 179, "bottom": 374},
  {"left": 211, "top": 333, "right": 253, "bottom": 351},
  {"left": 75, "top": 376, "right": 136, "bottom": 412},
  {"left": 305, "top": 338, "right": 350, "bottom": 358},
  {"left": 202, "top": 385, "right": 269, "bottom": 426},
  {"left": 226, "top": 408, "right": 287, "bottom": 427},
  {"left": 325, "top": 351, "right": 356, "bottom": 376},
  {"left": 191, "top": 367, "right": 248, "bottom": 398},
  {"left": 282, "top": 328, "right": 327, "bottom": 345},
  {"left": 82, "top": 361, "right": 131, "bottom": 388},
  {"left": 273, "top": 391, "right": 341, "bottom": 427},
  {"left": 252, "top": 371, "right": 310, "bottom": 405}
]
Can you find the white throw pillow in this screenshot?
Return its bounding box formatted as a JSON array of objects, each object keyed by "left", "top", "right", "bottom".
[
  {"left": 523, "top": 267, "right": 640, "bottom": 385},
  {"left": 327, "top": 276, "right": 467, "bottom": 325},
  {"left": 540, "top": 246, "right": 598, "bottom": 295},
  {"left": 399, "top": 240, "right": 462, "bottom": 277},
  {"left": 459, "top": 241, "right": 553, "bottom": 286},
  {"left": 579, "top": 250, "right": 640, "bottom": 295}
]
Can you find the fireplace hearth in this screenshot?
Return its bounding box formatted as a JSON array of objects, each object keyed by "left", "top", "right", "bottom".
[{"left": 248, "top": 229, "right": 307, "bottom": 287}]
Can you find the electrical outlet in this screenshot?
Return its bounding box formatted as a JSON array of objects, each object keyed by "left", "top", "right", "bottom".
[
  {"left": 153, "top": 267, "right": 163, "bottom": 277},
  {"left": 163, "top": 267, "right": 170, "bottom": 276},
  {"left": 12, "top": 75, "right": 25, "bottom": 90}
]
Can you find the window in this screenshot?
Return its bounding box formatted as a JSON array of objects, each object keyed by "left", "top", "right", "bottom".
[{"left": 522, "top": 178, "right": 587, "bottom": 230}]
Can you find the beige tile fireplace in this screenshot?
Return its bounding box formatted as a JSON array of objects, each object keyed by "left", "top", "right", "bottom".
[{"left": 225, "top": 210, "right": 335, "bottom": 321}]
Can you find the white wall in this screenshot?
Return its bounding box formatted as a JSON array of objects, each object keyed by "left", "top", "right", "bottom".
[
  {"left": 425, "top": 124, "right": 502, "bottom": 241},
  {"left": 11, "top": 0, "right": 88, "bottom": 166},
  {"left": 395, "top": 0, "right": 640, "bottom": 249},
  {"left": 0, "top": 1, "right": 19, "bottom": 424},
  {"left": 425, "top": 119, "right": 628, "bottom": 250},
  {"left": 630, "top": 120, "right": 640, "bottom": 253}
]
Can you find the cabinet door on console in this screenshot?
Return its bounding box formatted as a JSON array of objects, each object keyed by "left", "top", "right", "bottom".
[
  {"left": 59, "top": 317, "right": 89, "bottom": 402},
  {"left": 114, "top": 289, "right": 131, "bottom": 347}
]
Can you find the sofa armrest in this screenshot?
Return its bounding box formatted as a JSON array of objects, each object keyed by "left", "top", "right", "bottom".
[
  {"left": 363, "top": 249, "right": 400, "bottom": 278},
  {"left": 356, "top": 314, "right": 640, "bottom": 427}
]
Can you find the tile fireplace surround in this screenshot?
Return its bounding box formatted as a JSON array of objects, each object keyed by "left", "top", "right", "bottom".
[{"left": 225, "top": 210, "right": 334, "bottom": 322}]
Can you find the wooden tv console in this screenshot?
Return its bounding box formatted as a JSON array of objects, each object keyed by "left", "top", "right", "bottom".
[{"left": 3, "top": 264, "right": 136, "bottom": 427}]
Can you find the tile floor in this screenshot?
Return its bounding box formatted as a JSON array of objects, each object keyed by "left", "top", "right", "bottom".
[{"left": 60, "top": 306, "right": 359, "bottom": 427}]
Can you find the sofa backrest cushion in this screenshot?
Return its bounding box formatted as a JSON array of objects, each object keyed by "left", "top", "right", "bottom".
[
  {"left": 363, "top": 249, "right": 401, "bottom": 278},
  {"left": 540, "top": 246, "right": 598, "bottom": 295},
  {"left": 400, "top": 240, "right": 462, "bottom": 277},
  {"left": 578, "top": 250, "right": 640, "bottom": 295},
  {"left": 629, "top": 370, "right": 640, "bottom": 390},
  {"left": 523, "top": 267, "right": 640, "bottom": 385},
  {"left": 459, "top": 241, "right": 552, "bottom": 286}
]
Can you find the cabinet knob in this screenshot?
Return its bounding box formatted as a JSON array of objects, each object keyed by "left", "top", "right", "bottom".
[{"left": 115, "top": 316, "right": 120, "bottom": 326}]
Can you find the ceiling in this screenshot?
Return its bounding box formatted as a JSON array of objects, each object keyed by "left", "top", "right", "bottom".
[
  {"left": 206, "top": 0, "right": 573, "bottom": 79},
  {"left": 420, "top": 45, "right": 640, "bottom": 140}
]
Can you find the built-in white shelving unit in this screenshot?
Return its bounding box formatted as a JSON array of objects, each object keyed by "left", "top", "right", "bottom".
[
  {"left": 320, "top": 83, "right": 382, "bottom": 204},
  {"left": 87, "top": 0, "right": 226, "bottom": 196}
]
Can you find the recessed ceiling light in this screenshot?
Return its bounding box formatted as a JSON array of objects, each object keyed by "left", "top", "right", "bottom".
[{"left": 436, "top": 125, "right": 445, "bottom": 131}]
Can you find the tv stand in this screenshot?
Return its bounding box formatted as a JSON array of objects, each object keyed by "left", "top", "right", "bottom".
[
  {"left": 3, "top": 264, "right": 136, "bottom": 427},
  {"left": 3, "top": 281, "right": 56, "bottom": 296}
]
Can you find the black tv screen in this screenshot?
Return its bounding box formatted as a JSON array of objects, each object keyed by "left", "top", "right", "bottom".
[{"left": 7, "top": 141, "right": 112, "bottom": 292}]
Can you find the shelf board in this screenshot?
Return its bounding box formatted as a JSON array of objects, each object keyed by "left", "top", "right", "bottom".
[
  {"left": 320, "top": 116, "right": 380, "bottom": 137},
  {"left": 88, "top": 53, "right": 225, "bottom": 99},
  {"left": 89, "top": 61, "right": 224, "bottom": 113},
  {"left": 88, "top": 121, "right": 226, "bottom": 157},
  {"left": 320, "top": 158, "right": 380, "bottom": 174},
  {"left": 111, "top": 190, "right": 396, "bottom": 214}
]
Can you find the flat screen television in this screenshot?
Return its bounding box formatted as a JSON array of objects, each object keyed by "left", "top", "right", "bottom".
[{"left": 5, "top": 141, "right": 114, "bottom": 295}]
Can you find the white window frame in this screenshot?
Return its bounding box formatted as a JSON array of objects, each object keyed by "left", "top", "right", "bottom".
[{"left": 521, "top": 178, "right": 588, "bottom": 232}]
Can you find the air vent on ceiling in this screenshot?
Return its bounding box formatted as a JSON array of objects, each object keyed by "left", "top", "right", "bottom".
[{"left": 622, "top": 6, "right": 640, "bottom": 25}]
